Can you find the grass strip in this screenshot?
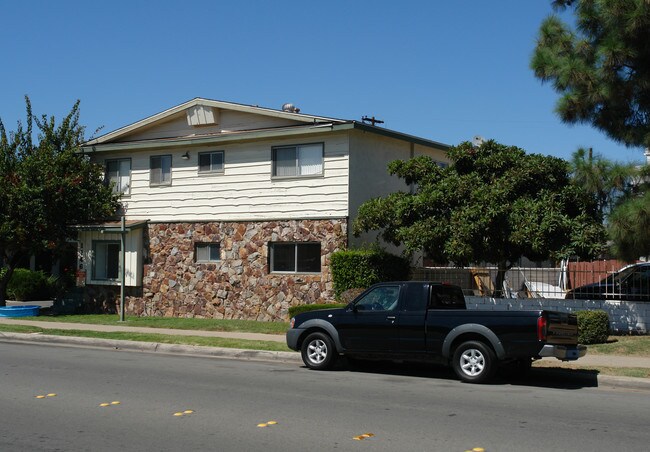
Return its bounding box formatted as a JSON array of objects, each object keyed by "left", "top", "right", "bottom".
[
  {"left": 586, "top": 335, "right": 650, "bottom": 356},
  {"left": 18, "top": 315, "right": 289, "bottom": 335},
  {"left": 0, "top": 324, "right": 292, "bottom": 352}
]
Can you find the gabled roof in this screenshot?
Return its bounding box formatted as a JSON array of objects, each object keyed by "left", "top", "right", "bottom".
[
  {"left": 85, "top": 98, "right": 348, "bottom": 146},
  {"left": 82, "top": 97, "right": 450, "bottom": 151}
]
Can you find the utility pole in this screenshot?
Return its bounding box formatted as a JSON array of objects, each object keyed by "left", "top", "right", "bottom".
[{"left": 361, "top": 116, "right": 384, "bottom": 127}]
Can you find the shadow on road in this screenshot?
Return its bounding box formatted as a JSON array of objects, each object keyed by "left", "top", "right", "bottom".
[{"left": 327, "top": 358, "right": 599, "bottom": 390}]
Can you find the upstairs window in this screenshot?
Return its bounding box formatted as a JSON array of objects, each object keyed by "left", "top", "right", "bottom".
[
  {"left": 195, "top": 243, "right": 221, "bottom": 262},
  {"left": 272, "top": 143, "right": 323, "bottom": 177},
  {"left": 105, "top": 158, "right": 131, "bottom": 195},
  {"left": 150, "top": 155, "right": 172, "bottom": 186},
  {"left": 269, "top": 242, "right": 321, "bottom": 273},
  {"left": 198, "top": 151, "right": 225, "bottom": 174}
]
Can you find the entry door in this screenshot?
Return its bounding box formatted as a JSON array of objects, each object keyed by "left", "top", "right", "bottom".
[{"left": 337, "top": 284, "right": 401, "bottom": 352}]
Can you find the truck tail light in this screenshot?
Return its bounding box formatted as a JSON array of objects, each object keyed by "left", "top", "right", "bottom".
[{"left": 537, "top": 314, "right": 547, "bottom": 341}]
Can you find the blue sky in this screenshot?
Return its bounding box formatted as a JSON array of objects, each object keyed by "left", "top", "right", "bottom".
[{"left": 0, "top": 1, "right": 645, "bottom": 163}]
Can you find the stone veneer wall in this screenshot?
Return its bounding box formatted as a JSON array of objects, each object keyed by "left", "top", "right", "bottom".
[{"left": 113, "top": 219, "right": 348, "bottom": 321}]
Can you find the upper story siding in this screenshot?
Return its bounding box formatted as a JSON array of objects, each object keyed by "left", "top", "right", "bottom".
[{"left": 93, "top": 131, "right": 351, "bottom": 222}]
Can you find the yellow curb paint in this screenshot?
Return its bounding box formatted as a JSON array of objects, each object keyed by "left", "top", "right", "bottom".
[
  {"left": 111, "top": 401, "right": 120, "bottom": 405},
  {"left": 473, "top": 448, "right": 485, "bottom": 452},
  {"left": 35, "top": 395, "right": 45, "bottom": 399},
  {"left": 183, "top": 410, "right": 194, "bottom": 414}
]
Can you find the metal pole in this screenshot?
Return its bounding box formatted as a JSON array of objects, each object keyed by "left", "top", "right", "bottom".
[{"left": 120, "top": 215, "right": 126, "bottom": 322}]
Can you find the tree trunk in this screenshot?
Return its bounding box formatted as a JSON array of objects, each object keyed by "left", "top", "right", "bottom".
[
  {"left": 493, "top": 261, "right": 510, "bottom": 298},
  {"left": 0, "top": 252, "right": 19, "bottom": 307},
  {"left": 0, "top": 271, "right": 9, "bottom": 307}
]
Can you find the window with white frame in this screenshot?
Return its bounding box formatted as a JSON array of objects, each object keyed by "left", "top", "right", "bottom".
[
  {"left": 272, "top": 143, "right": 323, "bottom": 177},
  {"left": 269, "top": 242, "right": 321, "bottom": 273},
  {"left": 198, "top": 151, "right": 224, "bottom": 174},
  {"left": 92, "top": 241, "right": 120, "bottom": 280},
  {"left": 150, "top": 155, "right": 172, "bottom": 186},
  {"left": 195, "top": 243, "right": 221, "bottom": 262},
  {"left": 105, "top": 158, "right": 131, "bottom": 194}
]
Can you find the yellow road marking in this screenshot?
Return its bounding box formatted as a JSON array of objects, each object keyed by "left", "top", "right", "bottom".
[{"left": 353, "top": 433, "right": 375, "bottom": 440}]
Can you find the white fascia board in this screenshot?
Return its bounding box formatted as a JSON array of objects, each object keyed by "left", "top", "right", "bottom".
[{"left": 81, "top": 123, "right": 343, "bottom": 153}]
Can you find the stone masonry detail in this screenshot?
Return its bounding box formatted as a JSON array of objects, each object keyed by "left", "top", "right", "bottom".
[{"left": 126, "top": 219, "right": 347, "bottom": 321}]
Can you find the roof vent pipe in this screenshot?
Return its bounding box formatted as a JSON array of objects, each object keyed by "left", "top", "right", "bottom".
[{"left": 282, "top": 103, "right": 300, "bottom": 113}]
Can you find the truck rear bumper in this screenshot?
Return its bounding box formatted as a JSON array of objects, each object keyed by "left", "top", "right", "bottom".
[{"left": 538, "top": 344, "right": 587, "bottom": 361}]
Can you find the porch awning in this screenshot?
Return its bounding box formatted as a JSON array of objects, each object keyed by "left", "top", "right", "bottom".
[{"left": 72, "top": 220, "right": 149, "bottom": 233}]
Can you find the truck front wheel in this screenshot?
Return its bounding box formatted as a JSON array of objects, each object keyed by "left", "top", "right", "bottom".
[
  {"left": 452, "top": 341, "right": 497, "bottom": 383},
  {"left": 301, "top": 332, "right": 337, "bottom": 370}
]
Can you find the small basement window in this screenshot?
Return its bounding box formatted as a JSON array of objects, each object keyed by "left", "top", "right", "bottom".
[{"left": 195, "top": 243, "right": 221, "bottom": 262}]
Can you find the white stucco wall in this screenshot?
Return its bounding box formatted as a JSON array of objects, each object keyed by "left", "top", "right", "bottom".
[
  {"left": 466, "top": 296, "right": 649, "bottom": 334},
  {"left": 347, "top": 131, "right": 449, "bottom": 252}
]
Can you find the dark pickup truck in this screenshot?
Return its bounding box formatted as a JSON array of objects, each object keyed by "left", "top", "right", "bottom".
[{"left": 287, "top": 282, "right": 587, "bottom": 383}]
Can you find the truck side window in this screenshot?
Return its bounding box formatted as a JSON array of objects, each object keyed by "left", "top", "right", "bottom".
[
  {"left": 403, "top": 284, "right": 428, "bottom": 311},
  {"left": 431, "top": 286, "right": 465, "bottom": 309},
  {"left": 354, "top": 285, "right": 400, "bottom": 311}
]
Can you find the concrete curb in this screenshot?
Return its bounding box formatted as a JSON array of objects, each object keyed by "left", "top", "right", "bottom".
[
  {"left": 0, "top": 332, "right": 302, "bottom": 364},
  {"left": 2, "top": 332, "right": 649, "bottom": 391}
]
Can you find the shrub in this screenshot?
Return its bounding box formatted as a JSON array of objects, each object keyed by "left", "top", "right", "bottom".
[
  {"left": 576, "top": 310, "right": 610, "bottom": 344},
  {"left": 288, "top": 303, "right": 346, "bottom": 318},
  {"left": 331, "top": 248, "right": 410, "bottom": 299},
  {"left": 7, "top": 269, "right": 53, "bottom": 301}
]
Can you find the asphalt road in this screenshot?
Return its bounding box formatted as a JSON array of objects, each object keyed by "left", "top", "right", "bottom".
[{"left": 2, "top": 342, "right": 649, "bottom": 452}]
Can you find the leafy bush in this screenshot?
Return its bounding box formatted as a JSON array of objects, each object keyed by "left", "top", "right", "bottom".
[
  {"left": 7, "top": 269, "right": 53, "bottom": 301},
  {"left": 288, "top": 303, "right": 346, "bottom": 318},
  {"left": 331, "top": 248, "right": 410, "bottom": 298},
  {"left": 576, "top": 310, "right": 610, "bottom": 344}
]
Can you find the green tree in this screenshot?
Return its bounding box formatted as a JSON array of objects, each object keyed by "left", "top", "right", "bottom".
[
  {"left": 353, "top": 140, "right": 606, "bottom": 296},
  {"left": 531, "top": 0, "right": 650, "bottom": 148},
  {"left": 568, "top": 147, "right": 650, "bottom": 260},
  {"left": 570, "top": 147, "right": 637, "bottom": 215},
  {"left": 607, "top": 164, "right": 650, "bottom": 260},
  {"left": 0, "top": 97, "right": 120, "bottom": 305}
]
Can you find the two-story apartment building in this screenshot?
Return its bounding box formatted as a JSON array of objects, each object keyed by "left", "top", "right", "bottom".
[{"left": 77, "top": 98, "right": 449, "bottom": 320}]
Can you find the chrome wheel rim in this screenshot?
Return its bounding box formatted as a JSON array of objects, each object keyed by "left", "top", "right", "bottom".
[
  {"left": 307, "top": 339, "right": 327, "bottom": 364},
  {"left": 459, "top": 348, "right": 485, "bottom": 376}
]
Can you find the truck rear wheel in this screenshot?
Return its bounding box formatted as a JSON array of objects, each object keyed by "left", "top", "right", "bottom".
[
  {"left": 301, "top": 332, "right": 337, "bottom": 370},
  {"left": 452, "top": 341, "right": 497, "bottom": 383}
]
